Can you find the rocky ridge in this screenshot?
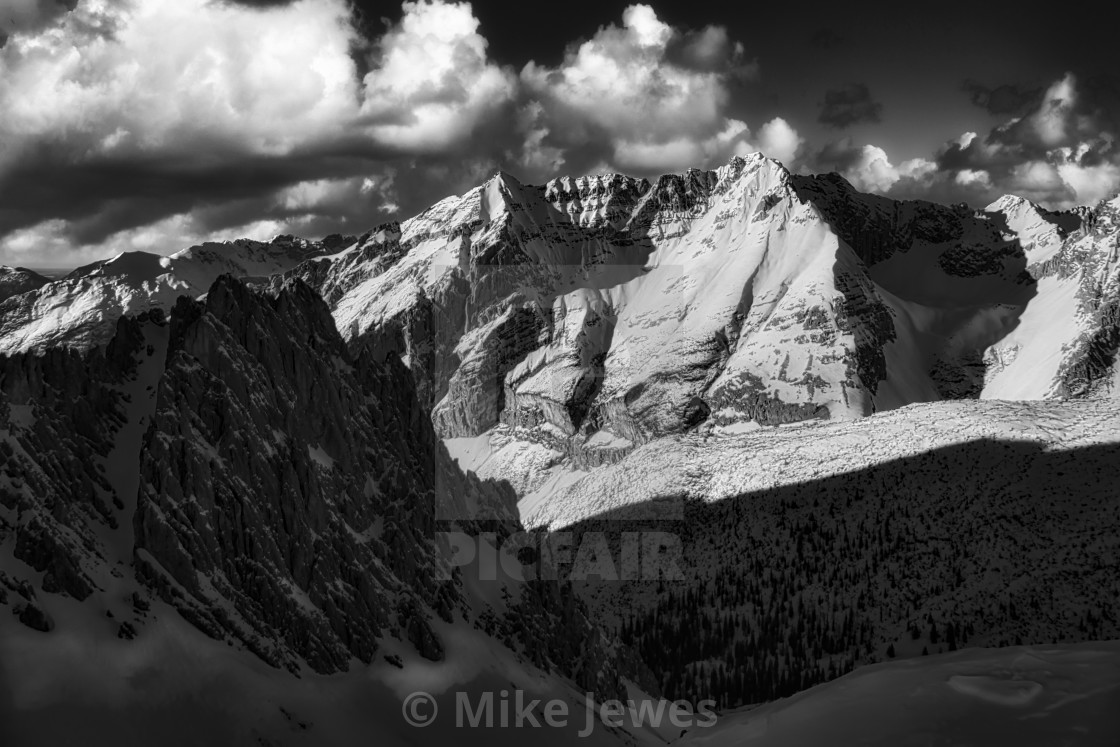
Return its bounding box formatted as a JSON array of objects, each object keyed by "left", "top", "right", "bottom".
[
  {"left": 0, "top": 275, "right": 640, "bottom": 698},
  {"left": 0, "top": 234, "right": 351, "bottom": 355},
  {"left": 0, "top": 266, "right": 48, "bottom": 304}
]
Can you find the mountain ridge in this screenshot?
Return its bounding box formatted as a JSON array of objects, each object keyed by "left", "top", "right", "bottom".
[{"left": 3, "top": 155, "right": 1117, "bottom": 515}]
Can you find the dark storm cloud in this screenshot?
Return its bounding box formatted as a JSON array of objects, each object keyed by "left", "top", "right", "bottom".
[
  {"left": 0, "top": 146, "right": 374, "bottom": 244},
  {"left": 0, "top": 0, "right": 76, "bottom": 44},
  {"left": 218, "top": 0, "right": 297, "bottom": 6},
  {"left": 869, "top": 72, "right": 1120, "bottom": 209},
  {"left": 0, "top": 118, "right": 523, "bottom": 247},
  {"left": 961, "top": 80, "right": 1043, "bottom": 115},
  {"left": 810, "top": 137, "right": 865, "bottom": 173},
  {"left": 940, "top": 73, "right": 1117, "bottom": 176},
  {"left": 664, "top": 24, "right": 757, "bottom": 79},
  {"left": 818, "top": 84, "right": 883, "bottom": 129}
]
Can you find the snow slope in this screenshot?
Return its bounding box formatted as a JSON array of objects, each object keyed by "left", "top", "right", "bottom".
[
  {"left": 682, "top": 642, "right": 1120, "bottom": 747},
  {"left": 0, "top": 597, "right": 666, "bottom": 747},
  {"left": 519, "top": 398, "right": 1120, "bottom": 529}
]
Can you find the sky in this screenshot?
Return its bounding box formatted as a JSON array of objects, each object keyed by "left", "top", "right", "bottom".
[{"left": 1, "top": 0, "right": 1118, "bottom": 268}]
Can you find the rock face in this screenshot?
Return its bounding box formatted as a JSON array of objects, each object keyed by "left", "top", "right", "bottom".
[
  {"left": 4, "top": 160, "right": 1116, "bottom": 457},
  {"left": 0, "top": 266, "right": 48, "bottom": 304},
  {"left": 291, "top": 158, "right": 952, "bottom": 477},
  {"left": 791, "top": 178, "right": 1120, "bottom": 401},
  {"left": 133, "top": 276, "right": 476, "bottom": 671},
  {"left": 1011, "top": 195, "right": 1120, "bottom": 398},
  {"left": 0, "top": 234, "right": 346, "bottom": 355},
  {"left": 3, "top": 157, "right": 1119, "bottom": 540},
  {"left": 289, "top": 156, "right": 1114, "bottom": 507},
  {"left": 0, "top": 276, "right": 639, "bottom": 697}
]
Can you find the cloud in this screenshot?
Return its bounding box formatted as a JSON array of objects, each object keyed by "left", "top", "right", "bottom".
[
  {"left": 805, "top": 73, "right": 1120, "bottom": 210},
  {"left": 666, "top": 23, "right": 757, "bottom": 79},
  {"left": 930, "top": 73, "right": 1120, "bottom": 207},
  {"left": 359, "top": 0, "right": 516, "bottom": 152},
  {"left": 812, "top": 138, "right": 934, "bottom": 194},
  {"left": 519, "top": 4, "right": 759, "bottom": 176},
  {"left": 754, "top": 117, "right": 803, "bottom": 164},
  {"left": 818, "top": 83, "right": 883, "bottom": 129},
  {"left": 0, "top": 0, "right": 527, "bottom": 265},
  {"left": 0, "top": 0, "right": 76, "bottom": 38},
  {"left": 962, "top": 79, "right": 1043, "bottom": 115},
  {"left": 0, "top": 1, "right": 784, "bottom": 266},
  {"left": 0, "top": 0, "right": 368, "bottom": 243},
  {"left": 0, "top": 0, "right": 361, "bottom": 164}
]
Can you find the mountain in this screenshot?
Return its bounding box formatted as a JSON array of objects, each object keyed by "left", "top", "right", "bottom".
[
  {"left": 2, "top": 158, "right": 1118, "bottom": 743},
  {"left": 0, "top": 275, "right": 650, "bottom": 744},
  {"left": 6, "top": 157, "right": 1116, "bottom": 433},
  {"left": 275, "top": 158, "right": 1120, "bottom": 715},
  {"left": 282, "top": 154, "right": 1117, "bottom": 511},
  {"left": 0, "top": 234, "right": 352, "bottom": 355},
  {"left": 0, "top": 266, "right": 48, "bottom": 304},
  {"left": 794, "top": 177, "right": 1120, "bottom": 401}
]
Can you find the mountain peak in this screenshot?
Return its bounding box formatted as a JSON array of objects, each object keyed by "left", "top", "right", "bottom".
[
  {"left": 0, "top": 264, "right": 50, "bottom": 304},
  {"left": 986, "top": 194, "right": 1038, "bottom": 214}
]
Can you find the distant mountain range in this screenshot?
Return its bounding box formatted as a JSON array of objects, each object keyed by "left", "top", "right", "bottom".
[{"left": 1, "top": 155, "right": 1118, "bottom": 745}]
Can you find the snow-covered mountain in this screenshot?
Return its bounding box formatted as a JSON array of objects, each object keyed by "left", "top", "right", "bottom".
[
  {"left": 2, "top": 157, "right": 1119, "bottom": 744},
  {"left": 0, "top": 266, "right": 48, "bottom": 304},
  {"left": 795, "top": 176, "right": 1119, "bottom": 401},
  {"left": 5, "top": 156, "right": 1116, "bottom": 431},
  {"left": 279, "top": 155, "right": 1117, "bottom": 515},
  {"left": 0, "top": 234, "right": 351, "bottom": 354}
]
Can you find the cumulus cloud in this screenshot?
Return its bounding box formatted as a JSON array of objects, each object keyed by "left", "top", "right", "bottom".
[
  {"left": 932, "top": 73, "right": 1120, "bottom": 207},
  {"left": 818, "top": 83, "right": 883, "bottom": 129},
  {"left": 0, "top": 0, "right": 530, "bottom": 265},
  {"left": 359, "top": 0, "right": 516, "bottom": 152},
  {"left": 0, "top": 0, "right": 369, "bottom": 249},
  {"left": 0, "top": 0, "right": 361, "bottom": 162},
  {"left": 754, "top": 117, "right": 803, "bottom": 165},
  {"left": 807, "top": 73, "right": 1120, "bottom": 210},
  {"left": 0, "top": 0, "right": 791, "bottom": 266},
  {"left": 519, "top": 4, "right": 759, "bottom": 176},
  {"left": 812, "top": 138, "right": 934, "bottom": 194}
]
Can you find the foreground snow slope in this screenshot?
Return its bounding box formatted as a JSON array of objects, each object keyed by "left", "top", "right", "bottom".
[
  {"left": 537, "top": 398, "right": 1120, "bottom": 708},
  {"left": 682, "top": 642, "right": 1120, "bottom": 747},
  {"left": 0, "top": 601, "right": 662, "bottom": 747}
]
